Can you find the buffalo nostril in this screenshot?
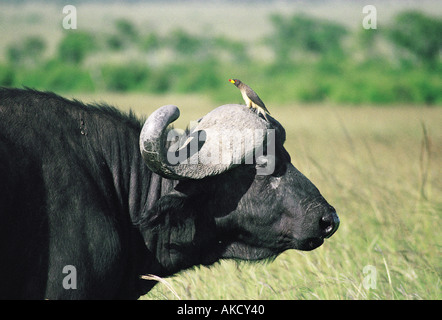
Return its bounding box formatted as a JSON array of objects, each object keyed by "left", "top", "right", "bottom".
[
  {"left": 320, "top": 212, "right": 340, "bottom": 238},
  {"left": 320, "top": 216, "right": 333, "bottom": 233}
]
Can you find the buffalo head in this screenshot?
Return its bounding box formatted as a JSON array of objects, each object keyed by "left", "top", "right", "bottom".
[{"left": 139, "top": 104, "right": 339, "bottom": 265}]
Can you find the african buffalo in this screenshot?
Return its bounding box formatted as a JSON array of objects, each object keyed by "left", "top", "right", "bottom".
[{"left": 0, "top": 87, "right": 339, "bottom": 299}]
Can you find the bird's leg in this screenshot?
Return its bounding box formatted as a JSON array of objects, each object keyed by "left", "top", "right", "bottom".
[{"left": 257, "top": 108, "right": 269, "bottom": 121}]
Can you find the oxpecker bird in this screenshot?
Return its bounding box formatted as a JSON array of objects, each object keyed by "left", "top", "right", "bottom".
[{"left": 229, "top": 78, "right": 270, "bottom": 121}]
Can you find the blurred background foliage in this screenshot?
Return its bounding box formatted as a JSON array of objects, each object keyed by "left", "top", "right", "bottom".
[{"left": 0, "top": 3, "right": 441, "bottom": 105}]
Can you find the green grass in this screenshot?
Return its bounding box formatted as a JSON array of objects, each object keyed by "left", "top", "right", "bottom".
[{"left": 79, "top": 93, "right": 441, "bottom": 300}]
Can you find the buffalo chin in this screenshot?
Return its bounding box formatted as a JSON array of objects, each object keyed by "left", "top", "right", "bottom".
[
  {"left": 296, "top": 237, "right": 324, "bottom": 251},
  {"left": 219, "top": 242, "right": 283, "bottom": 262},
  {"left": 218, "top": 236, "right": 326, "bottom": 261}
]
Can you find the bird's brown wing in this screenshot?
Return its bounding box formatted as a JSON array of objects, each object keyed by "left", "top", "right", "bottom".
[{"left": 245, "top": 87, "right": 270, "bottom": 114}]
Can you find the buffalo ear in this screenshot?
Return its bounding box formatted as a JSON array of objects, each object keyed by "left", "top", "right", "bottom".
[
  {"left": 143, "top": 180, "right": 204, "bottom": 229},
  {"left": 143, "top": 192, "right": 189, "bottom": 229}
]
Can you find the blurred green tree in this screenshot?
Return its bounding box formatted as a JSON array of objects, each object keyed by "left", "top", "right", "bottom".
[
  {"left": 267, "top": 14, "right": 348, "bottom": 62},
  {"left": 106, "top": 19, "right": 140, "bottom": 51},
  {"left": 168, "top": 29, "right": 202, "bottom": 56},
  {"left": 6, "top": 46, "right": 22, "bottom": 65},
  {"left": 141, "top": 32, "right": 162, "bottom": 53},
  {"left": 101, "top": 63, "right": 149, "bottom": 91},
  {"left": 0, "top": 65, "right": 14, "bottom": 86},
  {"left": 106, "top": 34, "right": 125, "bottom": 51},
  {"left": 213, "top": 36, "right": 248, "bottom": 63},
  {"left": 387, "top": 11, "right": 442, "bottom": 65},
  {"left": 7, "top": 36, "right": 46, "bottom": 65},
  {"left": 355, "top": 27, "right": 379, "bottom": 60},
  {"left": 58, "top": 31, "right": 96, "bottom": 64},
  {"left": 115, "top": 18, "right": 139, "bottom": 42}
]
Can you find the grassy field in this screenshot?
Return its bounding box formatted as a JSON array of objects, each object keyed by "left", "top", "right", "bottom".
[{"left": 78, "top": 93, "right": 441, "bottom": 300}]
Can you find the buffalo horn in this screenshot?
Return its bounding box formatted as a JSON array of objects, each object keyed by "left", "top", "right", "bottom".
[{"left": 140, "top": 104, "right": 272, "bottom": 180}]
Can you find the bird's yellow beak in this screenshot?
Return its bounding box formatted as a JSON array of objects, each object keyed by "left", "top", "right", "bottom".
[{"left": 229, "top": 79, "right": 235, "bottom": 84}]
